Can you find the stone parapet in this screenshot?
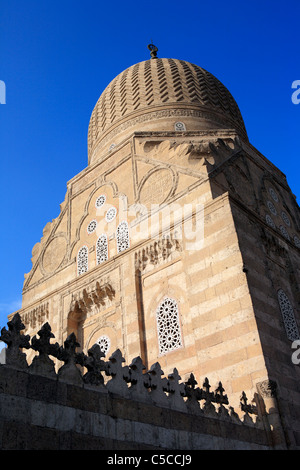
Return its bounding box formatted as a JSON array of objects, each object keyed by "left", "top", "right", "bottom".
[{"left": 0, "top": 313, "right": 275, "bottom": 450}]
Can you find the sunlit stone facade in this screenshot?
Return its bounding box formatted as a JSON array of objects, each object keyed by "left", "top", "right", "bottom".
[{"left": 12, "top": 55, "right": 300, "bottom": 446}]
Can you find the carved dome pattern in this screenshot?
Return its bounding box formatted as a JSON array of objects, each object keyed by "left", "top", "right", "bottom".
[{"left": 88, "top": 58, "right": 247, "bottom": 157}]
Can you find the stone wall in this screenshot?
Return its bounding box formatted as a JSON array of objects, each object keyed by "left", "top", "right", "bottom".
[{"left": 0, "top": 314, "right": 278, "bottom": 450}]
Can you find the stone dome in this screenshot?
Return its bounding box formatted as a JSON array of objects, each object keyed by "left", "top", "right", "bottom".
[{"left": 88, "top": 58, "right": 248, "bottom": 164}]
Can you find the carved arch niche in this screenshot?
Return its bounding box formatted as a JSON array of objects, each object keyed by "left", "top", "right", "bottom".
[
  {"left": 142, "top": 281, "right": 190, "bottom": 371},
  {"left": 67, "top": 280, "right": 116, "bottom": 348}
]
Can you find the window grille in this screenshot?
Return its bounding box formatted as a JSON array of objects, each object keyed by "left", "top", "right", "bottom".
[
  {"left": 96, "top": 234, "right": 108, "bottom": 265},
  {"left": 269, "top": 187, "right": 279, "bottom": 202},
  {"left": 116, "top": 221, "right": 129, "bottom": 253},
  {"left": 77, "top": 246, "right": 88, "bottom": 275},
  {"left": 277, "top": 289, "right": 300, "bottom": 341},
  {"left": 105, "top": 207, "right": 117, "bottom": 222},
  {"left": 279, "top": 225, "right": 290, "bottom": 241},
  {"left": 266, "top": 214, "right": 275, "bottom": 229},
  {"left": 267, "top": 200, "right": 277, "bottom": 216},
  {"left": 87, "top": 219, "right": 97, "bottom": 234},
  {"left": 294, "top": 235, "right": 300, "bottom": 249},
  {"left": 95, "top": 194, "right": 106, "bottom": 209},
  {"left": 156, "top": 297, "right": 183, "bottom": 355},
  {"left": 97, "top": 335, "right": 111, "bottom": 355}
]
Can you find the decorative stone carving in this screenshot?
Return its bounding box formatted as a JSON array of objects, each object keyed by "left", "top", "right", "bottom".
[
  {"left": 105, "top": 207, "right": 117, "bottom": 223},
  {"left": 42, "top": 235, "right": 67, "bottom": 274},
  {"left": 96, "top": 234, "right": 109, "bottom": 265},
  {"left": 21, "top": 302, "right": 49, "bottom": 330},
  {"left": 96, "top": 335, "right": 111, "bottom": 356},
  {"left": 184, "top": 373, "right": 202, "bottom": 414},
  {"left": 80, "top": 343, "right": 107, "bottom": 387},
  {"left": 156, "top": 297, "right": 183, "bottom": 355},
  {"left": 293, "top": 235, "right": 300, "bottom": 249},
  {"left": 277, "top": 289, "right": 300, "bottom": 341},
  {"left": 279, "top": 224, "right": 290, "bottom": 241},
  {"left": 88, "top": 58, "right": 248, "bottom": 160},
  {"left": 127, "top": 356, "right": 150, "bottom": 401},
  {"left": 135, "top": 231, "right": 182, "bottom": 272},
  {"left": 262, "top": 179, "right": 295, "bottom": 247},
  {"left": 138, "top": 167, "right": 175, "bottom": 206},
  {"left": 257, "top": 379, "right": 277, "bottom": 399},
  {"left": 106, "top": 349, "right": 130, "bottom": 396},
  {"left": 0, "top": 313, "right": 30, "bottom": 369},
  {"left": 0, "top": 313, "right": 262, "bottom": 429},
  {"left": 77, "top": 246, "right": 88, "bottom": 276},
  {"left": 57, "top": 333, "right": 82, "bottom": 385},
  {"left": 146, "top": 362, "right": 169, "bottom": 406},
  {"left": 269, "top": 187, "right": 279, "bottom": 203},
  {"left": 116, "top": 221, "right": 130, "bottom": 253},
  {"left": 30, "top": 322, "right": 60, "bottom": 377},
  {"left": 140, "top": 136, "right": 241, "bottom": 170},
  {"left": 95, "top": 194, "right": 106, "bottom": 208},
  {"left": 69, "top": 280, "right": 115, "bottom": 320},
  {"left": 166, "top": 368, "right": 186, "bottom": 411},
  {"left": 87, "top": 219, "right": 97, "bottom": 234}
]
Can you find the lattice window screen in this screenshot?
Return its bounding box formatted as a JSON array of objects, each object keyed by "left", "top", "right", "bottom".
[
  {"left": 96, "top": 234, "right": 108, "bottom": 265},
  {"left": 156, "top": 297, "right": 183, "bottom": 355},
  {"left": 77, "top": 246, "right": 88, "bottom": 276},
  {"left": 97, "top": 335, "right": 111, "bottom": 356},
  {"left": 277, "top": 289, "right": 300, "bottom": 341},
  {"left": 116, "top": 221, "right": 130, "bottom": 253}
]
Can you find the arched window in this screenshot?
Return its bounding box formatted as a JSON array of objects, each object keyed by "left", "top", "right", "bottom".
[
  {"left": 156, "top": 297, "right": 183, "bottom": 355},
  {"left": 96, "top": 234, "right": 108, "bottom": 265},
  {"left": 77, "top": 246, "right": 88, "bottom": 276},
  {"left": 277, "top": 289, "right": 300, "bottom": 341},
  {"left": 116, "top": 221, "right": 130, "bottom": 253}
]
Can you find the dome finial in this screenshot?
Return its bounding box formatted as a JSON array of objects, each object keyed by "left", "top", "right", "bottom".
[{"left": 147, "top": 42, "right": 158, "bottom": 59}]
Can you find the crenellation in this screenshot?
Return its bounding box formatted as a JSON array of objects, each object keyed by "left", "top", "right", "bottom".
[{"left": 0, "top": 313, "right": 262, "bottom": 422}]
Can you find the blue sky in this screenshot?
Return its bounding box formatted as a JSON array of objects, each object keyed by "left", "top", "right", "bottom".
[{"left": 0, "top": 0, "right": 299, "bottom": 328}]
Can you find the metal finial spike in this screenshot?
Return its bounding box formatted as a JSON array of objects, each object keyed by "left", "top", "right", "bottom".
[{"left": 147, "top": 43, "right": 158, "bottom": 59}]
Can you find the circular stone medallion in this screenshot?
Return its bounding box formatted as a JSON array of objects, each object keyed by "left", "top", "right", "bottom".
[
  {"left": 139, "top": 168, "right": 174, "bottom": 206},
  {"left": 42, "top": 236, "right": 67, "bottom": 274}
]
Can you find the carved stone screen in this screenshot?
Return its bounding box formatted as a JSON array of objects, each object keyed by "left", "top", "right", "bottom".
[
  {"left": 116, "top": 221, "right": 129, "bottom": 254},
  {"left": 87, "top": 219, "right": 97, "bottom": 234},
  {"left": 277, "top": 289, "right": 300, "bottom": 341},
  {"left": 139, "top": 168, "right": 174, "bottom": 206},
  {"left": 97, "top": 335, "right": 111, "bottom": 356},
  {"left": 96, "top": 234, "right": 108, "bottom": 264},
  {"left": 156, "top": 297, "right": 183, "bottom": 355},
  {"left": 95, "top": 194, "right": 106, "bottom": 209},
  {"left": 77, "top": 246, "right": 88, "bottom": 276}
]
